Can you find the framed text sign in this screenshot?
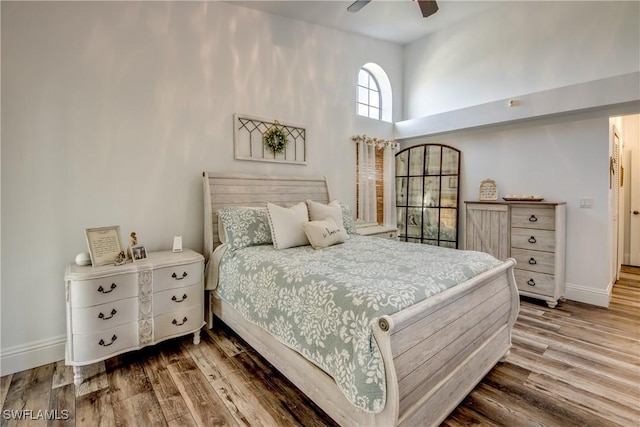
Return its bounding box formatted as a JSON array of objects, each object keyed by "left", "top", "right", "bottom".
[
  {"left": 85, "top": 226, "right": 123, "bottom": 267},
  {"left": 479, "top": 179, "right": 498, "bottom": 201}
]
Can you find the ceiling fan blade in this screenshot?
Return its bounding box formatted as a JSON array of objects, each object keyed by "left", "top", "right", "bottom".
[
  {"left": 347, "top": 0, "right": 372, "bottom": 13},
  {"left": 417, "top": 0, "right": 439, "bottom": 18}
]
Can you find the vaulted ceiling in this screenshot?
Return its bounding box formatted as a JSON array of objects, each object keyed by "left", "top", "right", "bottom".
[{"left": 231, "top": 0, "right": 502, "bottom": 45}]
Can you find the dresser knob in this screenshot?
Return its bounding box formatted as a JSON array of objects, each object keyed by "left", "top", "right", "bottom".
[
  {"left": 528, "top": 258, "right": 537, "bottom": 265},
  {"left": 171, "top": 294, "right": 188, "bottom": 303},
  {"left": 172, "top": 272, "right": 188, "bottom": 280},
  {"left": 172, "top": 317, "right": 188, "bottom": 326},
  {"left": 98, "top": 309, "right": 117, "bottom": 320},
  {"left": 527, "top": 279, "right": 536, "bottom": 286},
  {"left": 98, "top": 335, "right": 117, "bottom": 346},
  {"left": 97, "top": 283, "right": 117, "bottom": 293},
  {"left": 529, "top": 215, "right": 538, "bottom": 222},
  {"left": 528, "top": 236, "right": 537, "bottom": 244}
]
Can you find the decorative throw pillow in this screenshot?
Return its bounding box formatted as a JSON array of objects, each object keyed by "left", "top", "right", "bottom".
[
  {"left": 302, "top": 217, "right": 348, "bottom": 249},
  {"left": 338, "top": 201, "right": 358, "bottom": 235},
  {"left": 216, "top": 206, "right": 272, "bottom": 249},
  {"left": 307, "top": 199, "right": 358, "bottom": 235},
  {"left": 266, "top": 202, "right": 310, "bottom": 249}
]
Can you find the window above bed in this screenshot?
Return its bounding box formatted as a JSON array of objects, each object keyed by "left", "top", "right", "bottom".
[{"left": 356, "top": 63, "right": 392, "bottom": 123}]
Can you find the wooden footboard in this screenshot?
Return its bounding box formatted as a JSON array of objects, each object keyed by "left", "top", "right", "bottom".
[
  {"left": 374, "top": 257, "right": 518, "bottom": 426},
  {"left": 209, "top": 259, "right": 518, "bottom": 427},
  {"left": 203, "top": 172, "right": 520, "bottom": 426}
]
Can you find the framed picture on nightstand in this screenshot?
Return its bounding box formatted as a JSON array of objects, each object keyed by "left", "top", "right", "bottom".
[
  {"left": 85, "top": 226, "right": 123, "bottom": 267},
  {"left": 130, "top": 245, "right": 147, "bottom": 262}
]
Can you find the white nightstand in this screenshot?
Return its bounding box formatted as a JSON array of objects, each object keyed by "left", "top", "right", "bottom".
[
  {"left": 64, "top": 249, "right": 205, "bottom": 385},
  {"left": 356, "top": 222, "right": 399, "bottom": 240}
]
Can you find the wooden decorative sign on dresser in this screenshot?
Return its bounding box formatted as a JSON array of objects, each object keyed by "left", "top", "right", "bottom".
[
  {"left": 465, "top": 201, "right": 566, "bottom": 308},
  {"left": 64, "top": 249, "right": 205, "bottom": 385}
]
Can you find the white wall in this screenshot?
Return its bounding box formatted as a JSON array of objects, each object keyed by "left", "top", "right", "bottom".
[
  {"left": 398, "top": 0, "right": 640, "bottom": 307},
  {"left": 403, "top": 1, "right": 639, "bottom": 119},
  {"left": 0, "top": 1, "right": 402, "bottom": 374},
  {"left": 401, "top": 113, "right": 611, "bottom": 305}
]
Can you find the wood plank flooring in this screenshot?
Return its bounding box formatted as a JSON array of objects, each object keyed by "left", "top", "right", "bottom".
[{"left": 2, "top": 266, "right": 639, "bottom": 426}]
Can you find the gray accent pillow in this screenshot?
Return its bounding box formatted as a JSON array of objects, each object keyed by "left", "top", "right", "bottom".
[{"left": 216, "top": 206, "right": 272, "bottom": 249}]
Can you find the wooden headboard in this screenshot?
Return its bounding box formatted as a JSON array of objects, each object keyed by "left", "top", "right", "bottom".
[{"left": 202, "top": 172, "right": 331, "bottom": 262}]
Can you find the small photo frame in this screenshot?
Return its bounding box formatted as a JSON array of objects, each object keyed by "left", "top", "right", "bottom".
[
  {"left": 130, "top": 245, "right": 147, "bottom": 262},
  {"left": 85, "top": 226, "right": 123, "bottom": 267}
]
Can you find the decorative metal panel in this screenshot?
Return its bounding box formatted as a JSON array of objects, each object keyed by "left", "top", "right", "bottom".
[{"left": 234, "top": 114, "right": 307, "bottom": 165}]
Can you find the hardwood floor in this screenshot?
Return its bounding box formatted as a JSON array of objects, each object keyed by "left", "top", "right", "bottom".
[{"left": 2, "top": 266, "right": 639, "bottom": 426}]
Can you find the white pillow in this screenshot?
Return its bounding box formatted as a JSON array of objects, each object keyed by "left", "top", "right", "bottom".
[
  {"left": 266, "top": 202, "right": 310, "bottom": 249},
  {"left": 306, "top": 199, "right": 345, "bottom": 232},
  {"left": 302, "top": 217, "right": 347, "bottom": 249}
]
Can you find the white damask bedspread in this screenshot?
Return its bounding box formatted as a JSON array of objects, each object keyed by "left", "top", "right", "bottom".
[{"left": 216, "top": 235, "right": 502, "bottom": 413}]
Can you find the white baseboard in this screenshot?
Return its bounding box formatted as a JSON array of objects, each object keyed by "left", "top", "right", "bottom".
[
  {"left": 1, "top": 335, "right": 66, "bottom": 376},
  {"left": 565, "top": 281, "right": 613, "bottom": 308}
]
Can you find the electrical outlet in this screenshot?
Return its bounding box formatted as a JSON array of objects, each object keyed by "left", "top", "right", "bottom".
[{"left": 579, "top": 198, "right": 593, "bottom": 208}]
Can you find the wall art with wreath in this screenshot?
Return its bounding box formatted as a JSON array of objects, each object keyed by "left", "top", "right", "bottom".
[{"left": 233, "top": 114, "right": 307, "bottom": 165}]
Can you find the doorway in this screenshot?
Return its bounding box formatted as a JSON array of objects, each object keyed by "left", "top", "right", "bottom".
[{"left": 612, "top": 113, "right": 640, "bottom": 273}]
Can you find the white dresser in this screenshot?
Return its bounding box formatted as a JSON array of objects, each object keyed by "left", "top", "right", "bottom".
[
  {"left": 65, "top": 249, "right": 205, "bottom": 385},
  {"left": 465, "top": 201, "right": 566, "bottom": 308}
]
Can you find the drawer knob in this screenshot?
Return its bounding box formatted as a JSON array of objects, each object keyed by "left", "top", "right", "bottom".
[
  {"left": 97, "top": 283, "right": 117, "bottom": 293},
  {"left": 528, "top": 258, "right": 537, "bottom": 265},
  {"left": 527, "top": 279, "right": 536, "bottom": 287},
  {"left": 529, "top": 215, "right": 538, "bottom": 222},
  {"left": 98, "top": 308, "right": 117, "bottom": 320},
  {"left": 171, "top": 294, "right": 188, "bottom": 303},
  {"left": 98, "top": 335, "right": 117, "bottom": 347},
  {"left": 528, "top": 236, "right": 537, "bottom": 244},
  {"left": 172, "top": 316, "right": 188, "bottom": 326},
  {"left": 172, "top": 272, "right": 188, "bottom": 280}
]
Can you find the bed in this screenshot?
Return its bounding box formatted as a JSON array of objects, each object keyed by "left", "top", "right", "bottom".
[{"left": 202, "top": 172, "right": 519, "bottom": 427}]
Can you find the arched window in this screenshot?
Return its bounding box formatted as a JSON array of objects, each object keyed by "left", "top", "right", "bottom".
[
  {"left": 356, "top": 63, "right": 392, "bottom": 122},
  {"left": 357, "top": 69, "right": 381, "bottom": 120}
]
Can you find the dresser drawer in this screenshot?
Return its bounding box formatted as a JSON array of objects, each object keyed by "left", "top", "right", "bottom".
[
  {"left": 511, "top": 228, "right": 555, "bottom": 252},
  {"left": 153, "top": 306, "right": 203, "bottom": 341},
  {"left": 511, "top": 248, "right": 555, "bottom": 274},
  {"left": 511, "top": 207, "right": 556, "bottom": 230},
  {"left": 70, "top": 273, "right": 138, "bottom": 307},
  {"left": 72, "top": 322, "right": 138, "bottom": 362},
  {"left": 71, "top": 298, "right": 138, "bottom": 334},
  {"left": 154, "top": 261, "right": 203, "bottom": 292},
  {"left": 514, "top": 270, "right": 556, "bottom": 297},
  {"left": 154, "top": 283, "right": 203, "bottom": 315}
]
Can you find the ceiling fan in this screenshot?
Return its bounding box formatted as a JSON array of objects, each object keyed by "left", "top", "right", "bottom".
[{"left": 347, "top": 0, "right": 439, "bottom": 18}]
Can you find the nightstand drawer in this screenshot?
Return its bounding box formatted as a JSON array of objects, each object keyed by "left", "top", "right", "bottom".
[
  {"left": 514, "top": 270, "right": 556, "bottom": 297},
  {"left": 72, "top": 323, "right": 138, "bottom": 362},
  {"left": 511, "top": 228, "right": 555, "bottom": 252},
  {"left": 154, "top": 283, "right": 202, "bottom": 315},
  {"left": 511, "top": 207, "right": 555, "bottom": 230},
  {"left": 511, "top": 248, "right": 555, "bottom": 274},
  {"left": 70, "top": 273, "right": 138, "bottom": 307},
  {"left": 153, "top": 306, "right": 203, "bottom": 341},
  {"left": 154, "top": 261, "right": 203, "bottom": 292},
  {"left": 71, "top": 298, "right": 138, "bottom": 334}
]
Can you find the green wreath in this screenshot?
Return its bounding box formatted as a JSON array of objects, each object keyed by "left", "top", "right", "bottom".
[{"left": 263, "top": 123, "right": 289, "bottom": 154}]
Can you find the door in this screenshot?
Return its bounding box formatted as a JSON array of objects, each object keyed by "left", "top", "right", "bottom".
[
  {"left": 628, "top": 116, "right": 640, "bottom": 266},
  {"left": 610, "top": 127, "right": 621, "bottom": 281}
]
